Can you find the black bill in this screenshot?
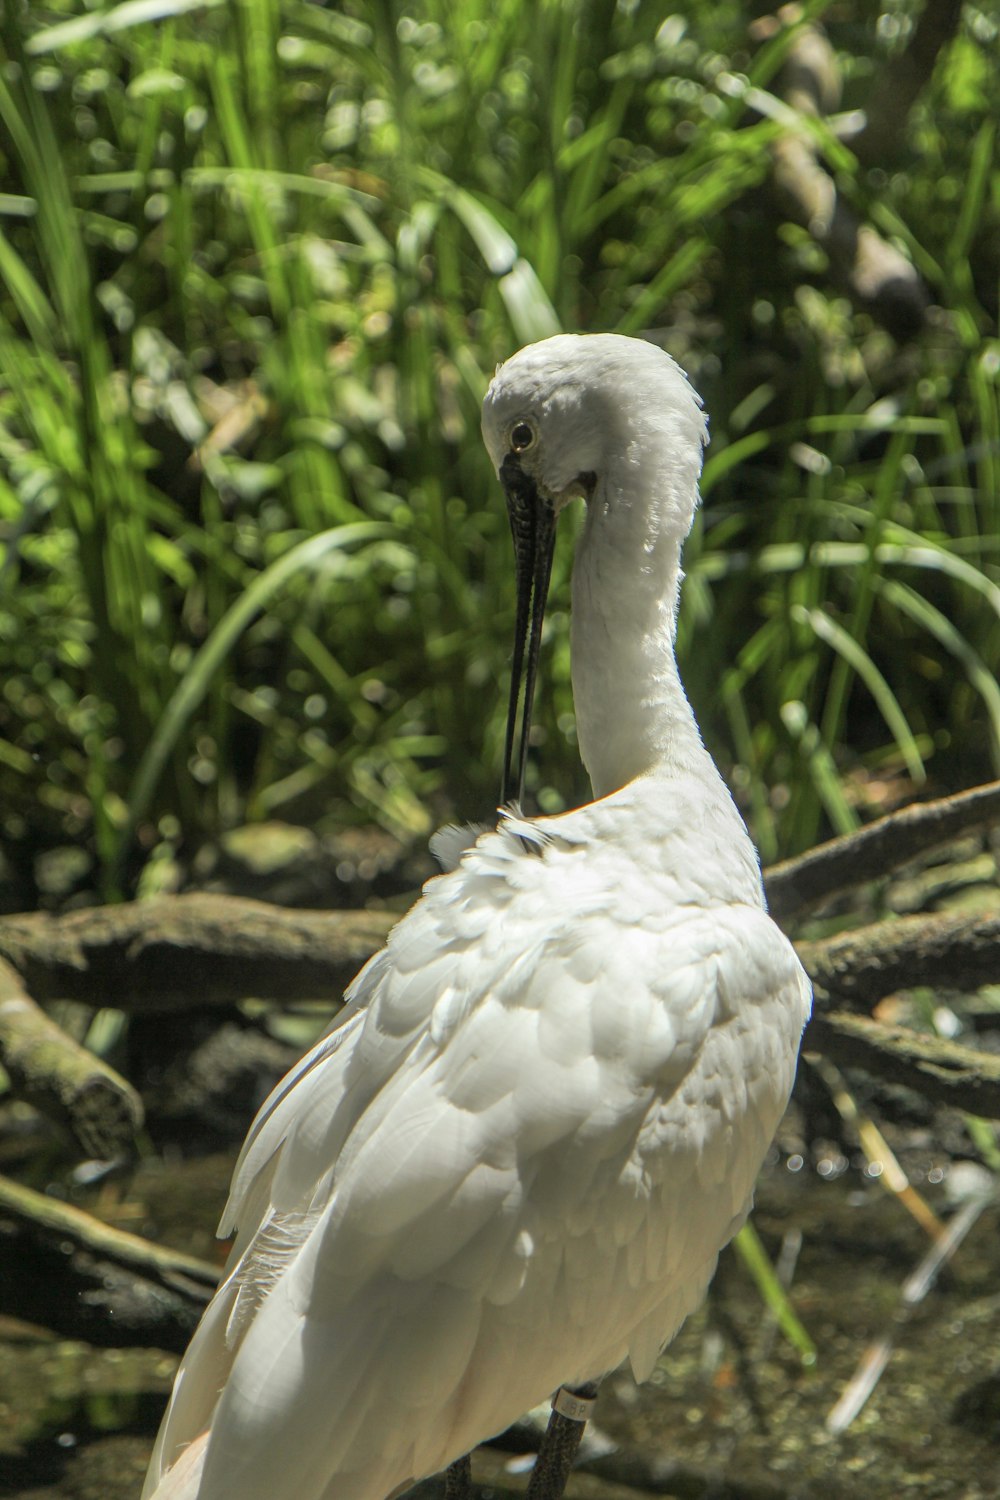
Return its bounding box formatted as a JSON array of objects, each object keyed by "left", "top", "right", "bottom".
[{"left": 500, "top": 452, "right": 557, "bottom": 807}]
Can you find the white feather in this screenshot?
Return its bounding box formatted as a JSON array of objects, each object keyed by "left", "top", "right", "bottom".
[{"left": 143, "top": 333, "right": 811, "bottom": 1500}]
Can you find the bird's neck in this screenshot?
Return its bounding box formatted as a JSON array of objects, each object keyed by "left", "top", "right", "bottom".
[{"left": 570, "top": 464, "right": 715, "bottom": 801}]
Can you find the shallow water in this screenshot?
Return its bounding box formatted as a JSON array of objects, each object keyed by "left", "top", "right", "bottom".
[{"left": 2, "top": 1132, "right": 997, "bottom": 1500}]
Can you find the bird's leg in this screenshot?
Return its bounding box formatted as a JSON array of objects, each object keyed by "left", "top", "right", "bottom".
[
  {"left": 443, "top": 1453, "right": 472, "bottom": 1500},
  {"left": 525, "top": 1382, "right": 600, "bottom": 1500}
]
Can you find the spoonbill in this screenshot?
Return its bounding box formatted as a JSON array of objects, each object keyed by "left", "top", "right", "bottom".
[{"left": 142, "top": 333, "right": 811, "bottom": 1500}]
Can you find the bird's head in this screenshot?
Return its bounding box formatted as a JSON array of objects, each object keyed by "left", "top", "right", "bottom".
[{"left": 481, "top": 333, "right": 706, "bottom": 807}]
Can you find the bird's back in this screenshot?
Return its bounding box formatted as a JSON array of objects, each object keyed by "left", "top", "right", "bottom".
[{"left": 144, "top": 773, "right": 809, "bottom": 1500}]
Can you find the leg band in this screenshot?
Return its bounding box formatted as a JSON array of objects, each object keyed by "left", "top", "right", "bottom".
[{"left": 551, "top": 1388, "right": 597, "bottom": 1424}]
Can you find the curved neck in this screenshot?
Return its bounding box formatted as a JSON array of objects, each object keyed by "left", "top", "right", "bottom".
[{"left": 570, "top": 464, "right": 713, "bottom": 800}]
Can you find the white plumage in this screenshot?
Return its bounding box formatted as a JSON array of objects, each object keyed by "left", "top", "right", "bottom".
[{"left": 143, "top": 333, "right": 811, "bottom": 1500}]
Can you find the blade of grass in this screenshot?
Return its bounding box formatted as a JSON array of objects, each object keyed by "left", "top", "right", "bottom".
[
  {"left": 733, "top": 1222, "right": 817, "bottom": 1366},
  {"left": 120, "top": 523, "right": 393, "bottom": 868},
  {"left": 797, "top": 605, "right": 925, "bottom": 783}
]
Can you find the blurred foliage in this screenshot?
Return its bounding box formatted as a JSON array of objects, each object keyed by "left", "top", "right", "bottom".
[{"left": 0, "top": 0, "right": 998, "bottom": 901}]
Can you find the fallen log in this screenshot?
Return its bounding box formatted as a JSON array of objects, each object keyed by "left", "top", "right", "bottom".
[{"left": 0, "top": 894, "right": 395, "bottom": 1012}]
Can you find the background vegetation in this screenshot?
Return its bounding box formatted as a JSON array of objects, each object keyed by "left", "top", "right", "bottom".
[
  {"left": 0, "top": 0, "right": 998, "bottom": 906},
  {"left": 2, "top": 7, "right": 1000, "bottom": 1495}
]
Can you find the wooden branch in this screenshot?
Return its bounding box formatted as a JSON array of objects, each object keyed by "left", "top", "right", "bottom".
[
  {"left": 765, "top": 780, "right": 1000, "bottom": 922},
  {"left": 0, "top": 955, "right": 143, "bottom": 1159},
  {"left": 0, "top": 1173, "right": 218, "bottom": 1351},
  {"left": 0, "top": 787, "right": 992, "bottom": 1014},
  {"left": 854, "top": 0, "right": 965, "bottom": 167},
  {"left": 805, "top": 1011, "right": 1000, "bottom": 1120},
  {"left": 767, "top": 21, "right": 927, "bottom": 336},
  {"left": 0, "top": 893, "right": 395, "bottom": 1012},
  {"left": 0, "top": 869, "right": 995, "bottom": 1132},
  {"left": 797, "top": 910, "right": 1000, "bottom": 1010}
]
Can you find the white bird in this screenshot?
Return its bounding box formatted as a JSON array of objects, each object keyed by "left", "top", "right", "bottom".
[{"left": 142, "top": 333, "right": 811, "bottom": 1500}]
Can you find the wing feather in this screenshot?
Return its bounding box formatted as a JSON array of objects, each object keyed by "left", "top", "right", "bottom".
[{"left": 146, "top": 806, "right": 810, "bottom": 1500}]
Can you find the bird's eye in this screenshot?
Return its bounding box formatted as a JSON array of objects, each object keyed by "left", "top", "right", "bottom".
[{"left": 509, "top": 420, "right": 536, "bottom": 453}]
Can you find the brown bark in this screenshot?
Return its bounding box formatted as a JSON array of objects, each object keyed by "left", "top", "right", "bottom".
[
  {"left": 853, "top": 0, "right": 965, "bottom": 167},
  {"left": 0, "top": 840, "right": 997, "bottom": 1134},
  {"left": 0, "top": 955, "right": 143, "bottom": 1159},
  {"left": 765, "top": 780, "right": 1000, "bottom": 922},
  {"left": 767, "top": 20, "right": 928, "bottom": 336},
  {"left": 0, "top": 893, "right": 395, "bottom": 1012},
  {"left": 805, "top": 1010, "right": 1000, "bottom": 1119},
  {"left": 796, "top": 909, "right": 1000, "bottom": 1011}
]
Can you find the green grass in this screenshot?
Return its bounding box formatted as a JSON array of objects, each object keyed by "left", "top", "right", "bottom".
[{"left": 0, "top": 0, "right": 998, "bottom": 897}]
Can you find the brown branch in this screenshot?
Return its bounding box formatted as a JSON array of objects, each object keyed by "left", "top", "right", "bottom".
[
  {"left": 765, "top": 780, "right": 1000, "bottom": 922},
  {"left": 0, "top": 955, "right": 143, "bottom": 1159},
  {"left": 767, "top": 20, "right": 928, "bottom": 337},
  {"left": 854, "top": 0, "right": 965, "bottom": 167},
  {"left": 0, "top": 893, "right": 395, "bottom": 1012},
  {"left": 805, "top": 1010, "right": 1000, "bottom": 1120},
  {"left": 797, "top": 909, "right": 1000, "bottom": 1011},
  {"left": 0, "top": 1173, "right": 218, "bottom": 1351},
  {"left": 0, "top": 882, "right": 995, "bottom": 1129}
]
